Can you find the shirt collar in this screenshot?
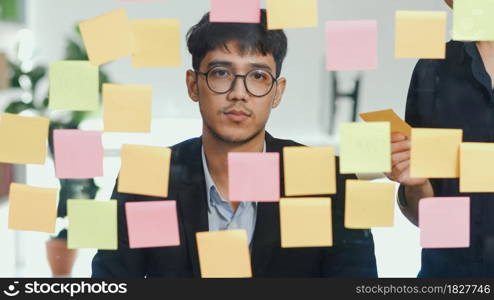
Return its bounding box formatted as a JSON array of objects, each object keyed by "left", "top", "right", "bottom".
[{"left": 201, "top": 141, "right": 267, "bottom": 207}]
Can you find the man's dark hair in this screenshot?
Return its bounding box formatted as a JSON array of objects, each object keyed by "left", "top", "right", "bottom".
[{"left": 186, "top": 9, "right": 288, "bottom": 78}]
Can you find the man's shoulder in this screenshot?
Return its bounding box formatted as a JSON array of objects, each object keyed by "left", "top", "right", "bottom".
[
  {"left": 415, "top": 40, "right": 464, "bottom": 72},
  {"left": 266, "top": 133, "right": 304, "bottom": 151}
]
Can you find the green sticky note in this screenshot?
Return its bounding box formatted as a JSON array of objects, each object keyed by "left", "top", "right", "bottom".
[
  {"left": 49, "top": 61, "right": 99, "bottom": 111},
  {"left": 453, "top": 0, "right": 494, "bottom": 41},
  {"left": 67, "top": 199, "right": 117, "bottom": 250},
  {"left": 340, "top": 122, "right": 391, "bottom": 174}
]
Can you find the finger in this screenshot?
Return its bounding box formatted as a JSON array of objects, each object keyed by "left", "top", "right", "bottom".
[
  {"left": 392, "top": 160, "right": 410, "bottom": 175},
  {"left": 391, "top": 133, "right": 406, "bottom": 142},
  {"left": 391, "top": 151, "right": 410, "bottom": 166},
  {"left": 391, "top": 139, "right": 411, "bottom": 153}
]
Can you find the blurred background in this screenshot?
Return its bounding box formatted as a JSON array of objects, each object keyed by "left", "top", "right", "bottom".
[{"left": 0, "top": 0, "right": 451, "bottom": 277}]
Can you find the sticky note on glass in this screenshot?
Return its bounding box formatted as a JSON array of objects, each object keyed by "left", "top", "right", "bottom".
[
  {"left": 419, "top": 197, "right": 470, "bottom": 248},
  {"left": 125, "top": 201, "right": 180, "bottom": 248},
  {"left": 340, "top": 122, "right": 391, "bottom": 174},
  {"left": 118, "top": 144, "right": 171, "bottom": 197},
  {"left": 228, "top": 152, "right": 279, "bottom": 202},
  {"left": 460, "top": 143, "right": 494, "bottom": 192},
  {"left": 0, "top": 113, "right": 49, "bottom": 165},
  {"left": 196, "top": 230, "right": 252, "bottom": 278},
  {"left": 54, "top": 130, "right": 103, "bottom": 179},
  {"left": 283, "top": 146, "right": 336, "bottom": 196},
  {"left": 345, "top": 180, "right": 395, "bottom": 229},
  {"left": 79, "top": 8, "right": 133, "bottom": 66},
  {"left": 266, "top": 0, "right": 318, "bottom": 29},
  {"left": 410, "top": 128, "right": 462, "bottom": 178},
  {"left": 210, "top": 0, "right": 260, "bottom": 23},
  {"left": 49, "top": 61, "right": 99, "bottom": 111},
  {"left": 360, "top": 109, "right": 411, "bottom": 137},
  {"left": 280, "top": 198, "right": 332, "bottom": 248},
  {"left": 325, "top": 20, "right": 378, "bottom": 71},
  {"left": 67, "top": 199, "right": 117, "bottom": 250},
  {"left": 131, "top": 19, "right": 181, "bottom": 68},
  {"left": 103, "top": 84, "right": 152, "bottom": 132},
  {"left": 395, "top": 11, "right": 447, "bottom": 59},
  {"left": 453, "top": 0, "right": 494, "bottom": 41},
  {"left": 8, "top": 183, "right": 58, "bottom": 233}
]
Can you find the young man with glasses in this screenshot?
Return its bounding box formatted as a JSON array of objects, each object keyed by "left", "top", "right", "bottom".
[{"left": 92, "top": 9, "right": 377, "bottom": 278}]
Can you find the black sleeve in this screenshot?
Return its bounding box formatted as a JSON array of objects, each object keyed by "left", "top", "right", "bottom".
[
  {"left": 91, "top": 179, "right": 148, "bottom": 278},
  {"left": 321, "top": 159, "right": 378, "bottom": 277}
]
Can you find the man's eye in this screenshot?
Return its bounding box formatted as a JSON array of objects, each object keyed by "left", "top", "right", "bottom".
[
  {"left": 211, "top": 69, "right": 230, "bottom": 77},
  {"left": 250, "top": 71, "right": 268, "bottom": 80}
]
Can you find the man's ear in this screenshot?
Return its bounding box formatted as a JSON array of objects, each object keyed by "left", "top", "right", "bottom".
[
  {"left": 272, "top": 77, "right": 286, "bottom": 109},
  {"left": 186, "top": 69, "right": 200, "bottom": 102}
]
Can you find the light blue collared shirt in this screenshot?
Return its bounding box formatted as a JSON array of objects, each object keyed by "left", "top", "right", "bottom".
[{"left": 201, "top": 143, "right": 265, "bottom": 246}]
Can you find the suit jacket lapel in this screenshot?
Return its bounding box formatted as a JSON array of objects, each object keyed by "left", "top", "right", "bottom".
[
  {"left": 251, "top": 132, "right": 282, "bottom": 276},
  {"left": 175, "top": 138, "right": 209, "bottom": 278}
]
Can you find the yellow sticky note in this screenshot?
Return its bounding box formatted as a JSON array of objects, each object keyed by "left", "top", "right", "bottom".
[
  {"left": 345, "top": 180, "right": 395, "bottom": 229},
  {"left": 0, "top": 113, "right": 49, "bottom": 164},
  {"left": 266, "top": 0, "right": 318, "bottom": 29},
  {"left": 360, "top": 109, "right": 412, "bottom": 137},
  {"left": 67, "top": 199, "right": 117, "bottom": 250},
  {"left": 103, "top": 84, "right": 152, "bottom": 132},
  {"left": 340, "top": 122, "right": 391, "bottom": 174},
  {"left": 196, "top": 230, "right": 252, "bottom": 278},
  {"left": 118, "top": 144, "right": 171, "bottom": 197},
  {"left": 410, "top": 128, "right": 462, "bottom": 178},
  {"left": 283, "top": 146, "right": 336, "bottom": 196},
  {"left": 280, "top": 197, "right": 332, "bottom": 248},
  {"left": 131, "top": 19, "right": 181, "bottom": 68},
  {"left": 8, "top": 183, "right": 58, "bottom": 233},
  {"left": 460, "top": 143, "right": 494, "bottom": 192},
  {"left": 395, "top": 11, "right": 447, "bottom": 59},
  {"left": 79, "top": 8, "right": 133, "bottom": 66},
  {"left": 453, "top": 0, "right": 494, "bottom": 41}
]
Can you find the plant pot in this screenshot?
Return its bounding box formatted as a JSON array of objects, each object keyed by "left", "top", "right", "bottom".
[{"left": 45, "top": 237, "right": 77, "bottom": 277}]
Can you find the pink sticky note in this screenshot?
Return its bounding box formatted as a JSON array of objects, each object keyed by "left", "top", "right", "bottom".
[
  {"left": 210, "top": 0, "right": 260, "bottom": 23},
  {"left": 125, "top": 201, "right": 180, "bottom": 248},
  {"left": 326, "top": 20, "right": 378, "bottom": 71},
  {"left": 419, "top": 197, "right": 470, "bottom": 248},
  {"left": 53, "top": 130, "right": 103, "bottom": 179},
  {"left": 228, "top": 152, "right": 279, "bottom": 202}
]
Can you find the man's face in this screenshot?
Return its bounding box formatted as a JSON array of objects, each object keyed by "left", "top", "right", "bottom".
[{"left": 186, "top": 42, "right": 286, "bottom": 144}]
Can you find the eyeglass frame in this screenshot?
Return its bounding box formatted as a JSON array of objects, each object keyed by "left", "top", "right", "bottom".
[{"left": 194, "top": 67, "right": 279, "bottom": 97}]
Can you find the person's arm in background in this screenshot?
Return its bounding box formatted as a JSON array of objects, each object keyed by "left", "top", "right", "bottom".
[{"left": 385, "top": 61, "right": 437, "bottom": 226}]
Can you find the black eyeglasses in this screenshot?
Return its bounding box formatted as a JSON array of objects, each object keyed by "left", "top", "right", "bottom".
[{"left": 195, "top": 66, "right": 278, "bottom": 97}]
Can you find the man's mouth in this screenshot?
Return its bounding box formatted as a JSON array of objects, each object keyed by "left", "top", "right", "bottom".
[{"left": 224, "top": 109, "right": 251, "bottom": 122}]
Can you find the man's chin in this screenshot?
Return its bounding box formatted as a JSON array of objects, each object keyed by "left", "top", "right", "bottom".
[{"left": 209, "top": 127, "right": 264, "bottom": 145}]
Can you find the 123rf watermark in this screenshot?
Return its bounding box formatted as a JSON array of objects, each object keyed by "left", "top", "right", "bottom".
[{"left": 2, "top": 280, "right": 127, "bottom": 298}]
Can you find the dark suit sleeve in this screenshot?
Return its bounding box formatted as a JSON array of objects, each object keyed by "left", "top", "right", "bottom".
[
  {"left": 91, "top": 179, "right": 148, "bottom": 278},
  {"left": 320, "top": 160, "right": 378, "bottom": 277}
]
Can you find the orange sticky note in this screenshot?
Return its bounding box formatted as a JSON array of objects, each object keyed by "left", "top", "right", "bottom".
[
  {"left": 79, "top": 8, "right": 133, "bottom": 66},
  {"left": 0, "top": 113, "right": 49, "bottom": 165},
  {"left": 283, "top": 146, "right": 336, "bottom": 196},
  {"left": 279, "top": 197, "right": 332, "bottom": 248},
  {"left": 118, "top": 144, "right": 171, "bottom": 197},
  {"left": 360, "top": 109, "right": 412, "bottom": 137},
  {"left": 460, "top": 143, "right": 494, "bottom": 192},
  {"left": 131, "top": 19, "right": 181, "bottom": 68},
  {"left": 196, "top": 230, "right": 252, "bottom": 278},
  {"left": 410, "top": 128, "right": 462, "bottom": 178},
  {"left": 103, "top": 84, "right": 152, "bottom": 132},
  {"left": 8, "top": 183, "right": 58, "bottom": 233},
  {"left": 344, "top": 180, "right": 396, "bottom": 229},
  {"left": 395, "top": 11, "right": 447, "bottom": 59},
  {"left": 266, "top": 0, "right": 318, "bottom": 29}
]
